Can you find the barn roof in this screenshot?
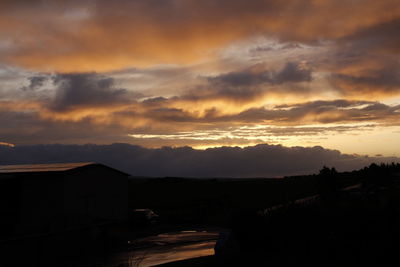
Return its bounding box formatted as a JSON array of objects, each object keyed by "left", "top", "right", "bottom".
[{"left": 0, "top": 162, "right": 95, "bottom": 173}]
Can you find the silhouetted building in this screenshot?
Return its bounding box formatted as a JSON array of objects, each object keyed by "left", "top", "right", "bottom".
[{"left": 0, "top": 162, "right": 129, "bottom": 238}]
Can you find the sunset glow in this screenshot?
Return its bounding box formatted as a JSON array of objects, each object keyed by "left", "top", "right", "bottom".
[{"left": 1, "top": 0, "right": 400, "bottom": 157}]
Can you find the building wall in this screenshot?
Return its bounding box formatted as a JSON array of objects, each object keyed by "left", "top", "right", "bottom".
[
  {"left": 0, "top": 177, "right": 20, "bottom": 238},
  {"left": 16, "top": 173, "right": 64, "bottom": 234},
  {"left": 1, "top": 164, "right": 129, "bottom": 267},
  {"left": 2, "top": 165, "right": 128, "bottom": 237},
  {"left": 63, "top": 165, "right": 128, "bottom": 228}
]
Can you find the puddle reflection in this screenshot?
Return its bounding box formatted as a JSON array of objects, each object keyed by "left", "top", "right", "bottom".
[{"left": 116, "top": 230, "right": 219, "bottom": 266}]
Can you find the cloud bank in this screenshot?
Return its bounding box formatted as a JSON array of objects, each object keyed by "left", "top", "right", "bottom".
[{"left": 0, "top": 143, "right": 398, "bottom": 178}]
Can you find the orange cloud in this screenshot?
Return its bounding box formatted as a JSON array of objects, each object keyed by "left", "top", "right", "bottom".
[{"left": 1, "top": 0, "right": 400, "bottom": 72}]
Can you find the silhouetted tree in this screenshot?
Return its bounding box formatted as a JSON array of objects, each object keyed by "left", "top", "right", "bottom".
[{"left": 317, "top": 166, "right": 339, "bottom": 196}]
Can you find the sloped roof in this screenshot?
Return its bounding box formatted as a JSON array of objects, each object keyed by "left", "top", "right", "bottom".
[{"left": 0, "top": 162, "right": 95, "bottom": 173}]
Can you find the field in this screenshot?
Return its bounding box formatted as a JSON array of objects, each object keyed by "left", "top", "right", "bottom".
[{"left": 126, "top": 164, "right": 400, "bottom": 266}]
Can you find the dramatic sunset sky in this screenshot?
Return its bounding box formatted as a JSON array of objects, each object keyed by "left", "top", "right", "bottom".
[{"left": 1, "top": 0, "right": 400, "bottom": 176}]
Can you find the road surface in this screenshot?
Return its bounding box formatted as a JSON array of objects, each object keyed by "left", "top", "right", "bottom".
[{"left": 112, "top": 230, "right": 219, "bottom": 266}]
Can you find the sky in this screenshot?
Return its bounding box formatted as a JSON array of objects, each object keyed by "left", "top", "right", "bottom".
[{"left": 1, "top": 0, "right": 400, "bottom": 172}]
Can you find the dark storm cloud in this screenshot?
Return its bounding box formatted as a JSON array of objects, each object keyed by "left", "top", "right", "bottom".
[
  {"left": 113, "top": 98, "right": 400, "bottom": 124},
  {"left": 232, "top": 100, "right": 400, "bottom": 124},
  {"left": 274, "top": 62, "right": 312, "bottom": 84},
  {"left": 331, "top": 66, "right": 400, "bottom": 94},
  {"left": 136, "top": 99, "right": 400, "bottom": 124},
  {"left": 143, "top": 107, "right": 194, "bottom": 122},
  {"left": 210, "top": 71, "right": 268, "bottom": 87},
  {"left": 210, "top": 62, "right": 312, "bottom": 87},
  {"left": 0, "top": 143, "right": 398, "bottom": 177},
  {"left": 252, "top": 43, "right": 303, "bottom": 53},
  {"left": 50, "top": 73, "right": 129, "bottom": 111},
  {"left": 339, "top": 18, "right": 400, "bottom": 54},
  {"left": 29, "top": 75, "right": 47, "bottom": 89},
  {"left": 178, "top": 62, "right": 314, "bottom": 102},
  {"left": 0, "top": 109, "right": 134, "bottom": 145},
  {"left": 274, "top": 100, "right": 371, "bottom": 110},
  {"left": 100, "top": 98, "right": 400, "bottom": 125},
  {"left": 21, "top": 75, "right": 48, "bottom": 91},
  {"left": 142, "top": 96, "right": 171, "bottom": 105},
  {"left": 322, "top": 18, "right": 400, "bottom": 96}
]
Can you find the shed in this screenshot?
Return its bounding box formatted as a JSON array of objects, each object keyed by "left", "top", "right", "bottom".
[{"left": 0, "top": 162, "right": 129, "bottom": 238}]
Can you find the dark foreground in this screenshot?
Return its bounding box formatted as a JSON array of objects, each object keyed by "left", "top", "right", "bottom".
[
  {"left": 111, "top": 229, "right": 219, "bottom": 266},
  {"left": 2, "top": 163, "right": 400, "bottom": 266}
]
